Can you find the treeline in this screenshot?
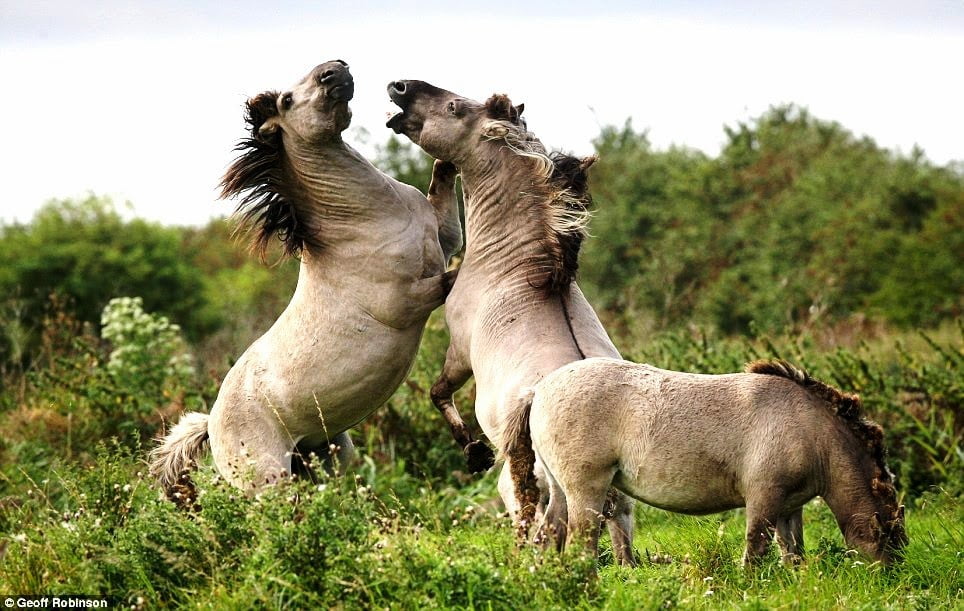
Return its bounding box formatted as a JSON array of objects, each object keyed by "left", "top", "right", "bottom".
[
  {"left": 1, "top": 105, "right": 961, "bottom": 371},
  {"left": 582, "top": 105, "right": 963, "bottom": 336}
]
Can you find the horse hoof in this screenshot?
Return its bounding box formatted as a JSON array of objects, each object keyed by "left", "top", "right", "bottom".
[{"left": 464, "top": 440, "right": 495, "bottom": 473}]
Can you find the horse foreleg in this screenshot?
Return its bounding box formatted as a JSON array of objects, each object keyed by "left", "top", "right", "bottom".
[
  {"left": 373, "top": 269, "right": 459, "bottom": 329},
  {"left": 743, "top": 494, "right": 781, "bottom": 565},
  {"left": 430, "top": 350, "right": 494, "bottom": 473},
  {"left": 776, "top": 507, "right": 804, "bottom": 564},
  {"left": 427, "top": 160, "right": 463, "bottom": 261}
]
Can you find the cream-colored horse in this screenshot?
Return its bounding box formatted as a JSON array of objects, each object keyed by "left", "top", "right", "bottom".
[
  {"left": 510, "top": 357, "right": 907, "bottom": 566},
  {"left": 387, "top": 80, "right": 636, "bottom": 565},
  {"left": 150, "top": 61, "right": 461, "bottom": 493}
]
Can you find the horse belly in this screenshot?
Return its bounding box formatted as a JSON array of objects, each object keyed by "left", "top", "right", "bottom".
[
  {"left": 614, "top": 453, "right": 745, "bottom": 515},
  {"left": 269, "top": 323, "right": 423, "bottom": 435}
]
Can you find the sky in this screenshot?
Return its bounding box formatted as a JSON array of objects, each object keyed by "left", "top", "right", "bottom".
[{"left": 1, "top": 1, "right": 962, "bottom": 226}]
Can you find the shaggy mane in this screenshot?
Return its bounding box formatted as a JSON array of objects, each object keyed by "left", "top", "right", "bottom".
[
  {"left": 745, "top": 359, "right": 895, "bottom": 490},
  {"left": 219, "top": 91, "right": 317, "bottom": 260},
  {"left": 480, "top": 97, "right": 594, "bottom": 294}
]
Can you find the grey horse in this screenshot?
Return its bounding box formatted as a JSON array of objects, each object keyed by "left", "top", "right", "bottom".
[
  {"left": 387, "top": 80, "right": 636, "bottom": 565},
  {"left": 150, "top": 61, "right": 461, "bottom": 494},
  {"left": 508, "top": 358, "right": 907, "bottom": 567}
]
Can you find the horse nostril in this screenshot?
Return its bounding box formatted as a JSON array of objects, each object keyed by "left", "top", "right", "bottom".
[{"left": 320, "top": 69, "right": 337, "bottom": 82}]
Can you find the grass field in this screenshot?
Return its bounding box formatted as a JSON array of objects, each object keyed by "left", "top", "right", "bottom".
[{"left": 1, "top": 312, "right": 961, "bottom": 609}]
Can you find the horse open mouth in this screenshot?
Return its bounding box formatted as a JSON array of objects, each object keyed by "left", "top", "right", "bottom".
[
  {"left": 385, "top": 110, "right": 410, "bottom": 134},
  {"left": 386, "top": 81, "right": 421, "bottom": 137}
]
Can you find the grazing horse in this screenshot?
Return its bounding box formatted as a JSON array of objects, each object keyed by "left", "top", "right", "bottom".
[
  {"left": 506, "top": 357, "right": 907, "bottom": 566},
  {"left": 150, "top": 61, "right": 462, "bottom": 493},
  {"left": 386, "top": 80, "right": 637, "bottom": 565}
]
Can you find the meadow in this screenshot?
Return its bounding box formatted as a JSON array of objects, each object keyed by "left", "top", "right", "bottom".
[{"left": 1, "top": 106, "right": 961, "bottom": 608}]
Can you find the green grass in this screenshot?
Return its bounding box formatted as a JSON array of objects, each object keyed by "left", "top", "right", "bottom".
[
  {"left": 1, "top": 449, "right": 960, "bottom": 609},
  {"left": 0, "top": 310, "right": 960, "bottom": 608}
]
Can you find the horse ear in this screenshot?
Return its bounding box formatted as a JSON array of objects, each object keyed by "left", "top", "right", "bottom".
[
  {"left": 245, "top": 91, "right": 281, "bottom": 139},
  {"left": 514, "top": 103, "right": 525, "bottom": 117},
  {"left": 579, "top": 155, "right": 598, "bottom": 171},
  {"left": 485, "top": 94, "right": 523, "bottom": 124}
]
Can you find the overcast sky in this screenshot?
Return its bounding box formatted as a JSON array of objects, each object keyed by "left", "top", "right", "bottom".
[{"left": 1, "top": 1, "right": 962, "bottom": 226}]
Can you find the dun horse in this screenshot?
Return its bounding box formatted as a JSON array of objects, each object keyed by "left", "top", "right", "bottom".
[
  {"left": 387, "top": 80, "right": 636, "bottom": 565},
  {"left": 150, "top": 61, "right": 462, "bottom": 494},
  {"left": 507, "top": 357, "right": 907, "bottom": 565}
]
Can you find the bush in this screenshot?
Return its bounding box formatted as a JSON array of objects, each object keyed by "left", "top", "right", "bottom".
[{"left": 0, "top": 196, "right": 209, "bottom": 366}]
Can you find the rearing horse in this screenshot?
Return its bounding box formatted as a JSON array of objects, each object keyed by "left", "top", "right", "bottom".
[
  {"left": 387, "top": 80, "right": 637, "bottom": 565},
  {"left": 150, "top": 61, "right": 461, "bottom": 493}
]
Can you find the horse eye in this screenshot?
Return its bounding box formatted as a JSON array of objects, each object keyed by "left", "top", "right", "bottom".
[
  {"left": 281, "top": 93, "right": 293, "bottom": 110},
  {"left": 447, "top": 101, "right": 457, "bottom": 115}
]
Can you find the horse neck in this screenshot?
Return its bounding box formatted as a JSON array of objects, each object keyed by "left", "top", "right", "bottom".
[
  {"left": 459, "top": 154, "right": 558, "bottom": 285},
  {"left": 284, "top": 137, "right": 399, "bottom": 250},
  {"left": 457, "top": 155, "right": 585, "bottom": 367},
  {"left": 821, "top": 441, "right": 880, "bottom": 549}
]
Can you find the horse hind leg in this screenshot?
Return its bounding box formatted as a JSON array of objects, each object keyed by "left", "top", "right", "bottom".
[
  {"left": 537, "top": 467, "right": 568, "bottom": 552},
  {"left": 605, "top": 489, "right": 637, "bottom": 566},
  {"left": 208, "top": 408, "right": 295, "bottom": 492},
  {"left": 563, "top": 467, "right": 616, "bottom": 563},
  {"left": 292, "top": 431, "right": 356, "bottom": 481},
  {"left": 775, "top": 507, "right": 804, "bottom": 564}
]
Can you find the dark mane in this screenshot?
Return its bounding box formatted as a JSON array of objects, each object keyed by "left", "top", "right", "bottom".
[
  {"left": 219, "top": 91, "right": 316, "bottom": 260},
  {"left": 542, "top": 152, "right": 596, "bottom": 293},
  {"left": 745, "top": 359, "right": 895, "bottom": 486},
  {"left": 480, "top": 97, "right": 596, "bottom": 296}
]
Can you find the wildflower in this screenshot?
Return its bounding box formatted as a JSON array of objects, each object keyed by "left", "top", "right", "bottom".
[
  {"left": 704, "top": 590, "right": 714, "bottom": 597},
  {"left": 123, "top": 484, "right": 132, "bottom": 492},
  {"left": 12, "top": 533, "right": 27, "bottom": 543}
]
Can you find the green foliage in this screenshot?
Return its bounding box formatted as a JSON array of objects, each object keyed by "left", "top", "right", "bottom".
[
  {"left": 101, "top": 297, "right": 195, "bottom": 391},
  {"left": 0, "top": 196, "right": 209, "bottom": 364},
  {"left": 582, "top": 106, "right": 963, "bottom": 335},
  {"left": 0, "top": 298, "right": 207, "bottom": 498},
  {"left": 375, "top": 135, "right": 434, "bottom": 194},
  {"left": 0, "top": 106, "right": 961, "bottom": 606}
]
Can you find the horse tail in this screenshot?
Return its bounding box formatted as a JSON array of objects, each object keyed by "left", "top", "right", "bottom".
[
  {"left": 500, "top": 388, "right": 540, "bottom": 538},
  {"left": 148, "top": 411, "right": 210, "bottom": 499},
  {"left": 745, "top": 359, "right": 862, "bottom": 419}
]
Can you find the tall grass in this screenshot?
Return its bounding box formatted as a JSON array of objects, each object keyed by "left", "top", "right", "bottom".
[{"left": 0, "top": 301, "right": 960, "bottom": 608}]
